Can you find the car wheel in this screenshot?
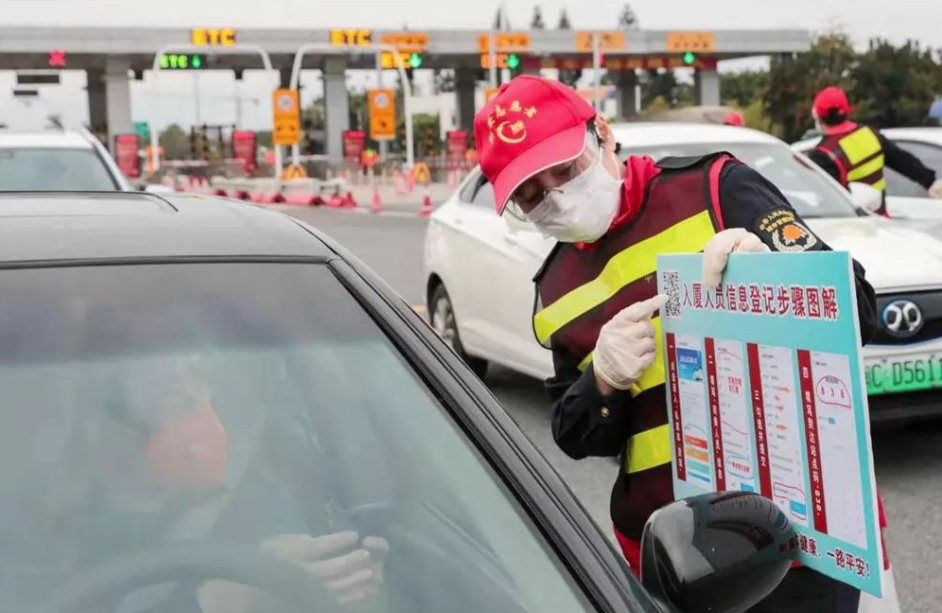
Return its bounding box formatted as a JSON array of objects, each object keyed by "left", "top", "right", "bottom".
[{"left": 430, "top": 284, "right": 488, "bottom": 379}]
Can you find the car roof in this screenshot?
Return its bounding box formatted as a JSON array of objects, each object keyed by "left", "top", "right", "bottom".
[
  {"left": 0, "top": 130, "right": 95, "bottom": 149},
  {"left": 609, "top": 121, "right": 784, "bottom": 148},
  {"left": 0, "top": 192, "right": 335, "bottom": 263},
  {"left": 880, "top": 127, "right": 942, "bottom": 146}
]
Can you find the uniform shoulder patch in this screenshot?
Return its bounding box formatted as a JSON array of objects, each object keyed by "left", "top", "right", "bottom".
[{"left": 755, "top": 208, "right": 819, "bottom": 252}]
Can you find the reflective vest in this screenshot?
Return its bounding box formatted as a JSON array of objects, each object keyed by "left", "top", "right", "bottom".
[
  {"left": 814, "top": 125, "right": 886, "bottom": 194},
  {"left": 533, "top": 153, "right": 732, "bottom": 539}
]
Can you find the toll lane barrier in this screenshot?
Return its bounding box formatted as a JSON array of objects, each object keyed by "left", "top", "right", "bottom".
[{"left": 204, "top": 177, "right": 350, "bottom": 207}]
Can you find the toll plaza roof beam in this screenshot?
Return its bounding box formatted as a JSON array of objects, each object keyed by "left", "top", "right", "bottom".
[{"left": 288, "top": 42, "right": 415, "bottom": 169}]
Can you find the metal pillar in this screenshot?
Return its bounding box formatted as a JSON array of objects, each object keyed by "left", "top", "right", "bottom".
[
  {"left": 695, "top": 69, "right": 721, "bottom": 106},
  {"left": 613, "top": 70, "right": 639, "bottom": 121},
  {"left": 454, "top": 69, "right": 476, "bottom": 132},
  {"left": 103, "top": 58, "right": 133, "bottom": 150},
  {"left": 86, "top": 67, "right": 106, "bottom": 136},
  {"left": 323, "top": 56, "right": 349, "bottom": 164}
]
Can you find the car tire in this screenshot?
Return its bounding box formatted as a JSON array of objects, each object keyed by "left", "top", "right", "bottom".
[{"left": 429, "top": 284, "right": 488, "bottom": 380}]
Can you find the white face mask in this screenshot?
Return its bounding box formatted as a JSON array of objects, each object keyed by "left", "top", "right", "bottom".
[{"left": 525, "top": 141, "right": 622, "bottom": 243}]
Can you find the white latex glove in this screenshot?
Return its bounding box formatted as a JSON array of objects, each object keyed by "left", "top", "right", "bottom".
[
  {"left": 593, "top": 294, "right": 668, "bottom": 391},
  {"left": 928, "top": 178, "right": 942, "bottom": 199},
  {"left": 702, "top": 228, "right": 770, "bottom": 291},
  {"left": 198, "top": 531, "right": 388, "bottom": 613}
]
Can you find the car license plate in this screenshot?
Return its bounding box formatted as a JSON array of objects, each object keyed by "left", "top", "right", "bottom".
[{"left": 865, "top": 352, "right": 942, "bottom": 395}]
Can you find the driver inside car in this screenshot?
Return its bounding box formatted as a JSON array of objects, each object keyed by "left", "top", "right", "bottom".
[{"left": 0, "top": 353, "right": 388, "bottom": 612}]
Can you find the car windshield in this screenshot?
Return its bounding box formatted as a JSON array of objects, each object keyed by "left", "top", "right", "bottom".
[
  {"left": 621, "top": 141, "right": 857, "bottom": 218},
  {"left": 0, "top": 147, "right": 118, "bottom": 191},
  {"left": 0, "top": 263, "right": 594, "bottom": 613}
]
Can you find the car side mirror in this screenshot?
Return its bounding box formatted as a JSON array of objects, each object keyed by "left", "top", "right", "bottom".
[
  {"left": 641, "top": 492, "right": 794, "bottom": 613},
  {"left": 848, "top": 182, "right": 882, "bottom": 213}
]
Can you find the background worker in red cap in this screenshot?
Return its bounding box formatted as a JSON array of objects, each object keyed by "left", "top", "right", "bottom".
[
  {"left": 473, "top": 75, "right": 877, "bottom": 612},
  {"left": 808, "top": 86, "right": 942, "bottom": 214}
]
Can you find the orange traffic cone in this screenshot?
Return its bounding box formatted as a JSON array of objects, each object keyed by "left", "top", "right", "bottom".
[
  {"left": 371, "top": 187, "right": 382, "bottom": 213},
  {"left": 420, "top": 186, "right": 432, "bottom": 218}
]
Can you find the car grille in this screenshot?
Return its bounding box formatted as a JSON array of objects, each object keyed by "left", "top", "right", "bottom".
[{"left": 870, "top": 290, "right": 942, "bottom": 346}]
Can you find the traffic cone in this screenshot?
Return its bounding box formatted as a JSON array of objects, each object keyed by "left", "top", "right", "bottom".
[
  {"left": 447, "top": 169, "right": 458, "bottom": 189},
  {"left": 343, "top": 191, "right": 357, "bottom": 208},
  {"left": 393, "top": 171, "right": 408, "bottom": 195},
  {"left": 420, "top": 186, "right": 433, "bottom": 218},
  {"left": 371, "top": 187, "right": 382, "bottom": 214}
]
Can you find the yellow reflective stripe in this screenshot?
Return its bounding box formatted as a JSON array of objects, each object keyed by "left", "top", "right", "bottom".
[
  {"left": 839, "top": 127, "right": 881, "bottom": 165},
  {"left": 871, "top": 178, "right": 886, "bottom": 192},
  {"left": 534, "top": 211, "right": 715, "bottom": 344},
  {"left": 626, "top": 423, "right": 672, "bottom": 474},
  {"left": 846, "top": 154, "right": 884, "bottom": 182},
  {"left": 576, "top": 317, "right": 665, "bottom": 397}
]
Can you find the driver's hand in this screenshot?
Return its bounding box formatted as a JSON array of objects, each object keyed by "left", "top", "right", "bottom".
[{"left": 197, "top": 531, "right": 389, "bottom": 612}]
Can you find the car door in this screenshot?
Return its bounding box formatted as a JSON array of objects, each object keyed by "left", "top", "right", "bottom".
[{"left": 443, "top": 172, "right": 554, "bottom": 378}]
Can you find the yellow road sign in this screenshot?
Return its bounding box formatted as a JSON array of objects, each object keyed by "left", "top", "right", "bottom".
[
  {"left": 575, "top": 31, "right": 627, "bottom": 53},
  {"left": 272, "top": 89, "right": 300, "bottom": 146},
  {"left": 191, "top": 28, "right": 237, "bottom": 46},
  {"left": 666, "top": 31, "right": 715, "bottom": 53},
  {"left": 281, "top": 164, "right": 308, "bottom": 180},
  {"left": 368, "top": 88, "right": 396, "bottom": 141},
  {"left": 411, "top": 162, "right": 431, "bottom": 184},
  {"left": 477, "top": 33, "right": 531, "bottom": 53}
]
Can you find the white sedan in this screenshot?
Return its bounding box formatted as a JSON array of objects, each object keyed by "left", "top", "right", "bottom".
[
  {"left": 793, "top": 127, "right": 942, "bottom": 219},
  {"left": 424, "top": 122, "right": 942, "bottom": 423}
]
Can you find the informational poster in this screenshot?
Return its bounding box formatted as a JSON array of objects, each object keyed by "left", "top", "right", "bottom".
[
  {"left": 113, "top": 134, "right": 141, "bottom": 178},
  {"left": 446, "top": 131, "right": 469, "bottom": 169},
  {"left": 232, "top": 130, "right": 257, "bottom": 174},
  {"left": 342, "top": 131, "right": 365, "bottom": 166},
  {"left": 657, "top": 252, "right": 882, "bottom": 596}
]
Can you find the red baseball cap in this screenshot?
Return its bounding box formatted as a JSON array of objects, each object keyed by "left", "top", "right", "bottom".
[
  {"left": 813, "top": 86, "right": 852, "bottom": 117},
  {"left": 474, "top": 75, "right": 596, "bottom": 214}
]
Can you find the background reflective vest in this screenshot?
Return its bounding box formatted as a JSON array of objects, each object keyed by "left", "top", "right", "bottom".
[
  {"left": 814, "top": 125, "right": 887, "bottom": 194},
  {"left": 533, "top": 153, "right": 733, "bottom": 540}
]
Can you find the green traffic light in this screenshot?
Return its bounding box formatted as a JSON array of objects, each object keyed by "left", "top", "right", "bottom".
[
  {"left": 683, "top": 51, "right": 697, "bottom": 65},
  {"left": 191, "top": 54, "right": 202, "bottom": 69},
  {"left": 506, "top": 53, "right": 520, "bottom": 70},
  {"left": 408, "top": 52, "right": 423, "bottom": 69}
]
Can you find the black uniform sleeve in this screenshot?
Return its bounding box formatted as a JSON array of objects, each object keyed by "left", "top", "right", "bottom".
[
  {"left": 877, "top": 131, "right": 937, "bottom": 189},
  {"left": 807, "top": 148, "right": 844, "bottom": 185},
  {"left": 718, "top": 163, "right": 878, "bottom": 344},
  {"left": 546, "top": 344, "right": 634, "bottom": 460}
]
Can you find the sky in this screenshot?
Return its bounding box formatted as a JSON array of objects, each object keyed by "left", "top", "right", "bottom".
[{"left": 1, "top": 0, "right": 939, "bottom": 130}]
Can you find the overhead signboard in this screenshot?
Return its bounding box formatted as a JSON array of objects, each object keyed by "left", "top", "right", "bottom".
[
  {"left": 477, "top": 33, "right": 531, "bottom": 53},
  {"left": 541, "top": 55, "right": 717, "bottom": 71},
  {"left": 368, "top": 88, "right": 396, "bottom": 141},
  {"left": 191, "top": 28, "right": 237, "bottom": 46},
  {"left": 330, "top": 29, "right": 373, "bottom": 46},
  {"left": 272, "top": 89, "right": 300, "bottom": 146},
  {"left": 380, "top": 51, "right": 410, "bottom": 69},
  {"left": 666, "top": 31, "right": 716, "bottom": 53},
  {"left": 480, "top": 53, "right": 520, "bottom": 70},
  {"left": 380, "top": 33, "right": 429, "bottom": 52},
  {"left": 159, "top": 53, "right": 206, "bottom": 70},
  {"left": 574, "top": 31, "right": 627, "bottom": 53}
]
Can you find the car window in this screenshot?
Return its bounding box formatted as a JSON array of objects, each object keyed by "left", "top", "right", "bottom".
[
  {"left": 0, "top": 147, "right": 119, "bottom": 191},
  {"left": 0, "top": 263, "right": 594, "bottom": 613},
  {"left": 459, "top": 172, "right": 496, "bottom": 209},
  {"left": 621, "top": 142, "right": 857, "bottom": 218},
  {"left": 884, "top": 140, "right": 942, "bottom": 199}
]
